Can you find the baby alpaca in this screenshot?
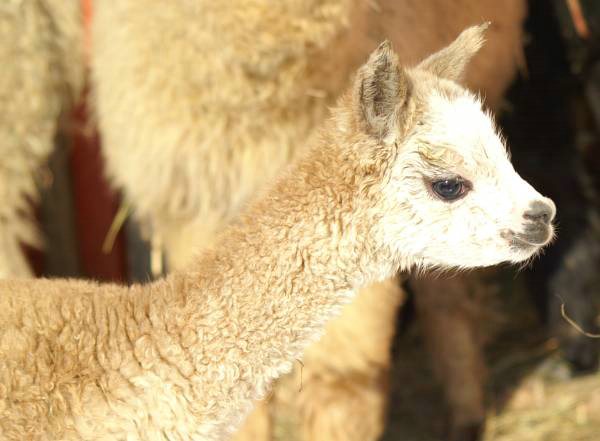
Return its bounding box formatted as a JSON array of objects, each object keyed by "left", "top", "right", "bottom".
[{"left": 0, "top": 25, "right": 554, "bottom": 441}]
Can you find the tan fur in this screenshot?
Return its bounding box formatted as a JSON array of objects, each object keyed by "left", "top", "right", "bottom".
[
  {"left": 91, "top": 0, "right": 355, "bottom": 264},
  {"left": 91, "top": 2, "right": 526, "bottom": 440},
  {"left": 0, "top": 133, "right": 397, "bottom": 438},
  {"left": 0, "top": 0, "right": 84, "bottom": 277},
  {"left": 237, "top": 279, "right": 404, "bottom": 441},
  {"left": 0, "top": 33, "right": 552, "bottom": 440}
]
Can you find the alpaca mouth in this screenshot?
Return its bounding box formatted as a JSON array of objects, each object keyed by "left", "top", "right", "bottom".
[
  {"left": 519, "top": 222, "right": 553, "bottom": 245},
  {"left": 503, "top": 227, "right": 553, "bottom": 251},
  {"left": 510, "top": 236, "right": 541, "bottom": 251}
]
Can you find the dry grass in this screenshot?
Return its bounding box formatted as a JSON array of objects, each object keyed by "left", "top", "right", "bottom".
[{"left": 484, "top": 371, "right": 600, "bottom": 441}]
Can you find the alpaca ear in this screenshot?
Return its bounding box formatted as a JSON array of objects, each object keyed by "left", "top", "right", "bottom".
[
  {"left": 418, "top": 22, "right": 490, "bottom": 82},
  {"left": 355, "top": 40, "right": 410, "bottom": 139}
]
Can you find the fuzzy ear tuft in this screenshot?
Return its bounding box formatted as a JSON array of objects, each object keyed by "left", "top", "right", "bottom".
[
  {"left": 418, "top": 22, "right": 490, "bottom": 82},
  {"left": 355, "top": 40, "right": 410, "bottom": 139}
]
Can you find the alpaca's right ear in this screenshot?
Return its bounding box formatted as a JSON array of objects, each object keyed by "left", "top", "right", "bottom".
[
  {"left": 354, "top": 41, "right": 410, "bottom": 140},
  {"left": 417, "top": 23, "right": 489, "bottom": 82}
]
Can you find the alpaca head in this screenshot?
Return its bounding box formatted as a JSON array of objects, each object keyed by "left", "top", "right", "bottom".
[{"left": 346, "top": 23, "right": 555, "bottom": 269}]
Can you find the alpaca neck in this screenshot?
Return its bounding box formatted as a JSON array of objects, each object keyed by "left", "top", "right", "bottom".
[{"left": 161, "top": 149, "right": 396, "bottom": 435}]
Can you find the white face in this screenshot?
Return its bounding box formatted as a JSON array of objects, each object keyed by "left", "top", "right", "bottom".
[{"left": 382, "top": 87, "right": 555, "bottom": 269}]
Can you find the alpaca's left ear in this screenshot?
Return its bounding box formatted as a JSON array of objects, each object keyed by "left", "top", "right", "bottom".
[
  {"left": 354, "top": 40, "right": 410, "bottom": 140},
  {"left": 418, "top": 22, "right": 490, "bottom": 82}
]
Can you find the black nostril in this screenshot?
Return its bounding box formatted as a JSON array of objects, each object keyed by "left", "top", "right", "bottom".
[{"left": 523, "top": 201, "right": 553, "bottom": 225}]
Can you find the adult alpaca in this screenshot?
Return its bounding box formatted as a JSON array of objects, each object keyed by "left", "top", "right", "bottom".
[{"left": 0, "top": 26, "right": 555, "bottom": 441}]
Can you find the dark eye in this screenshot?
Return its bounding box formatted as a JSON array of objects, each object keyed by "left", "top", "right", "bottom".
[{"left": 431, "top": 178, "right": 468, "bottom": 201}]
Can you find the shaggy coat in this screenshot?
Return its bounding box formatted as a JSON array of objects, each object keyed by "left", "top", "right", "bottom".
[{"left": 0, "top": 28, "right": 555, "bottom": 440}]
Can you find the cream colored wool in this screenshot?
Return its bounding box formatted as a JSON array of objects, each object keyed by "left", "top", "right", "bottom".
[
  {"left": 92, "top": 1, "right": 526, "bottom": 440},
  {"left": 0, "top": 30, "right": 555, "bottom": 440},
  {"left": 0, "top": 0, "right": 84, "bottom": 277},
  {"left": 91, "top": 0, "right": 355, "bottom": 265}
]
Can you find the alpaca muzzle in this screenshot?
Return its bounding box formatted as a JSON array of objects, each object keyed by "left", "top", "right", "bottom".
[{"left": 508, "top": 199, "right": 556, "bottom": 248}]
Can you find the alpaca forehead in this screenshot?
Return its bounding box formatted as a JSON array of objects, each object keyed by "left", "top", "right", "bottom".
[
  {"left": 421, "top": 92, "right": 510, "bottom": 170},
  {"left": 427, "top": 93, "right": 494, "bottom": 144}
]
